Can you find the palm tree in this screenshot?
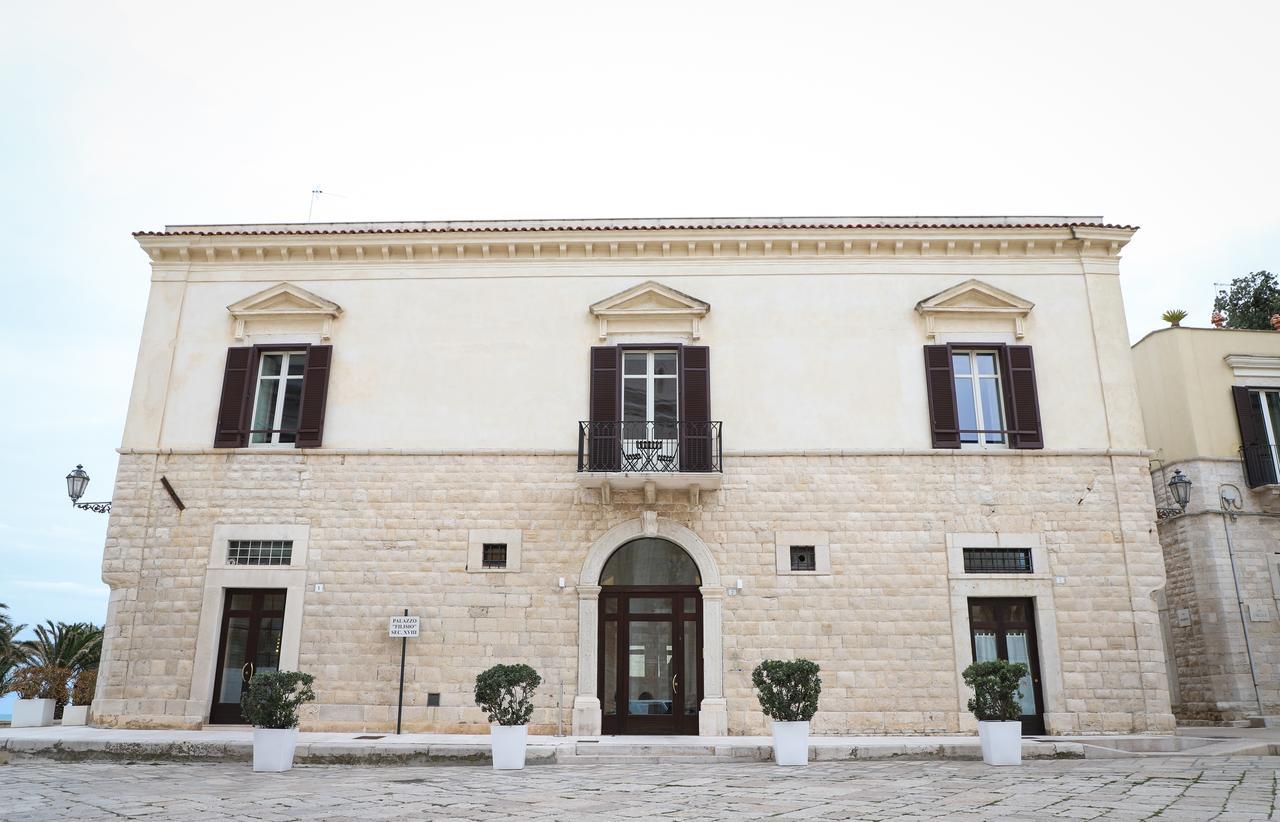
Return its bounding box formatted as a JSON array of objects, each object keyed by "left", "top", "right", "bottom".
[
  {"left": 19, "top": 621, "right": 103, "bottom": 673},
  {"left": 0, "top": 603, "right": 28, "bottom": 695}
]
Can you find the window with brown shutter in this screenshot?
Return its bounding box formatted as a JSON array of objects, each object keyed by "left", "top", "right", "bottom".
[
  {"left": 679, "top": 345, "right": 712, "bottom": 471},
  {"left": 213, "top": 344, "right": 333, "bottom": 449},
  {"left": 923, "top": 343, "right": 1042, "bottom": 450},
  {"left": 213, "top": 347, "right": 254, "bottom": 448},
  {"left": 1234, "top": 386, "right": 1279, "bottom": 487},
  {"left": 587, "top": 346, "right": 621, "bottom": 470},
  {"left": 924, "top": 345, "right": 961, "bottom": 448},
  {"left": 295, "top": 345, "right": 332, "bottom": 448}
]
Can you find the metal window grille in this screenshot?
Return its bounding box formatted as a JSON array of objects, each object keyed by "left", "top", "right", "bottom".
[
  {"left": 227, "top": 539, "right": 293, "bottom": 566},
  {"left": 482, "top": 543, "right": 507, "bottom": 569},
  {"left": 790, "top": 545, "right": 816, "bottom": 572},
  {"left": 962, "top": 548, "right": 1032, "bottom": 574}
]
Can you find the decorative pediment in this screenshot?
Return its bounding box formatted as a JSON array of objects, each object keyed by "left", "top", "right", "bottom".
[
  {"left": 227, "top": 282, "right": 343, "bottom": 340},
  {"left": 590, "top": 280, "right": 709, "bottom": 340},
  {"left": 915, "top": 279, "right": 1034, "bottom": 339}
]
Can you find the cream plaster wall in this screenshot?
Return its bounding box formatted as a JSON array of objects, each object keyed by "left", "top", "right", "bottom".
[
  {"left": 122, "top": 230, "right": 1144, "bottom": 454},
  {"left": 1132, "top": 327, "right": 1280, "bottom": 463}
]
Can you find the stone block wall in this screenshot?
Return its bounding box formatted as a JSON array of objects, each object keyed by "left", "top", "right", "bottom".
[
  {"left": 1155, "top": 458, "right": 1280, "bottom": 723},
  {"left": 93, "top": 450, "right": 1174, "bottom": 735}
]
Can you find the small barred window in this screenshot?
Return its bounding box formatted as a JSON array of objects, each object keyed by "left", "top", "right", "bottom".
[
  {"left": 962, "top": 548, "right": 1032, "bottom": 574},
  {"left": 227, "top": 539, "right": 293, "bottom": 566},
  {"left": 482, "top": 543, "right": 508, "bottom": 569},
  {"left": 789, "top": 545, "right": 816, "bottom": 572}
]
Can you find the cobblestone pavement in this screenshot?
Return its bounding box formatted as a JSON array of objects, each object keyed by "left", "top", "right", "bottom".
[{"left": 1, "top": 756, "right": 1277, "bottom": 821}]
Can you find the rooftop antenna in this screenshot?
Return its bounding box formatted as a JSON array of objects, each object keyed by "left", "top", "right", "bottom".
[
  {"left": 307, "top": 186, "right": 324, "bottom": 222},
  {"left": 306, "top": 186, "right": 347, "bottom": 222}
]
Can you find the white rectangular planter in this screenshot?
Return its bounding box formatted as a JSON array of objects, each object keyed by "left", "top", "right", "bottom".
[
  {"left": 252, "top": 727, "right": 299, "bottom": 772},
  {"left": 491, "top": 724, "right": 528, "bottom": 770},
  {"left": 61, "top": 705, "right": 90, "bottom": 726},
  {"left": 11, "top": 698, "right": 55, "bottom": 728},
  {"left": 977, "top": 720, "right": 1022, "bottom": 765},
  {"left": 771, "top": 720, "right": 810, "bottom": 766}
]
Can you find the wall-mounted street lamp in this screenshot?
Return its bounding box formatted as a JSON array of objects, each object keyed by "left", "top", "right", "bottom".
[
  {"left": 1156, "top": 469, "right": 1192, "bottom": 519},
  {"left": 66, "top": 465, "right": 111, "bottom": 514}
]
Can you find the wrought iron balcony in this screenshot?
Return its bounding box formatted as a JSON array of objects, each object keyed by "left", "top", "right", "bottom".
[{"left": 577, "top": 421, "right": 723, "bottom": 474}]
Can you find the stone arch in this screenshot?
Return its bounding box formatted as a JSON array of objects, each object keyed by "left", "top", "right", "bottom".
[
  {"left": 572, "top": 516, "right": 727, "bottom": 736},
  {"left": 579, "top": 517, "right": 721, "bottom": 588}
]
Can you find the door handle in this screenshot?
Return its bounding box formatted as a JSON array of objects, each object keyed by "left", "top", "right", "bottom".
[
  {"left": 242, "top": 662, "right": 254, "bottom": 682},
  {"left": 672, "top": 673, "right": 678, "bottom": 694}
]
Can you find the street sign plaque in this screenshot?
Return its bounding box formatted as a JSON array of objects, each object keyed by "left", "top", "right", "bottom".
[{"left": 389, "top": 615, "right": 420, "bottom": 637}]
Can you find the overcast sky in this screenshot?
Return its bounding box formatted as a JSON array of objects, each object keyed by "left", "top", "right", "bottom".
[{"left": 1, "top": 0, "right": 1277, "bottom": 678}]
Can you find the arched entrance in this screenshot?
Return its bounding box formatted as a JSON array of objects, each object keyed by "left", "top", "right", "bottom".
[
  {"left": 599, "top": 538, "right": 702, "bottom": 735},
  {"left": 573, "top": 517, "right": 727, "bottom": 737}
]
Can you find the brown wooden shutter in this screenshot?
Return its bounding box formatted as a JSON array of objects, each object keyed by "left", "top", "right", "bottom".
[
  {"left": 1233, "top": 386, "right": 1271, "bottom": 487},
  {"left": 213, "top": 347, "right": 254, "bottom": 448},
  {"left": 680, "top": 346, "right": 712, "bottom": 471},
  {"left": 588, "top": 346, "right": 620, "bottom": 471},
  {"left": 1003, "top": 345, "right": 1044, "bottom": 449},
  {"left": 295, "top": 345, "right": 332, "bottom": 448},
  {"left": 924, "top": 345, "right": 961, "bottom": 448}
]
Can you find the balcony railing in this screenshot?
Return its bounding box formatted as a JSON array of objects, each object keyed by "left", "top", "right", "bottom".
[
  {"left": 1240, "top": 444, "right": 1280, "bottom": 488},
  {"left": 578, "top": 421, "right": 723, "bottom": 473}
]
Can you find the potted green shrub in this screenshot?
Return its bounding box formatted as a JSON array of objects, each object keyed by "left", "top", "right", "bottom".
[
  {"left": 240, "top": 671, "right": 316, "bottom": 772},
  {"left": 752, "top": 659, "right": 821, "bottom": 765},
  {"left": 962, "top": 659, "right": 1028, "bottom": 765},
  {"left": 1162, "top": 309, "right": 1188, "bottom": 327},
  {"left": 63, "top": 668, "right": 98, "bottom": 726},
  {"left": 474, "top": 663, "right": 541, "bottom": 770},
  {"left": 9, "top": 665, "right": 70, "bottom": 728}
]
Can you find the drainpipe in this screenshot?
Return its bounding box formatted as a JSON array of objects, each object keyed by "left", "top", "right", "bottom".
[{"left": 1218, "top": 485, "right": 1265, "bottom": 718}]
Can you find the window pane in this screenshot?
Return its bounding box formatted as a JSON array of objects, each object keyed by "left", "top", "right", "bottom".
[
  {"left": 1005, "top": 631, "right": 1036, "bottom": 715},
  {"left": 653, "top": 379, "right": 677, "bottom": 427},
  {"left": 229, "top": 593, "right": 254, "bottom": 611},
  {"left": 260, "top": 354, "right": 283, "bottom": 377},
  {"left": 683, "top": 597, "right": 697, "bottom": 614},
  {"left": 600, "top": 538, "right": 701, "bottom": 586},
  {"left": 623, "top": 353, "right": 646, "bottom": 375},
  {"left": 1267, "top": 393, "right": 1280, "bottom": 447},
  {"left": 976, "top": 352, "right": 998, "bottom": 376},
  {"left": 973, "top": 630, "right": 998, "bottom": 663},
  {"left": 979, "top": 377, "right": 1005, "bottom": 443},
  {"left": 253, "top": 378, "right": 279, "bottom": 432},
  {"left": 623, "top": 381, "right": 646, "bottom": 422},
  {"left": 955, "top": 376, "right": 978, "bottom": 443},
  {"left": 287, "top": 354, "right": 306, "bottom": 376},
  {"left": 952, "top": 352, "right": 971, "bottom": 375},
  {"left": 262, "top": 593, "right": 286, "bottom": 612},
  {"left": 629, "top": 597, "right": 672, "bottom": 614},
  {"left": 653, "top": 353, "right": 678, "bottom": 376},
  {"left": 217, "top": 617, "right": 250, "bottom": 702},
  {"left": 280, "top": 379, "right": 303, "bottom": 433}
]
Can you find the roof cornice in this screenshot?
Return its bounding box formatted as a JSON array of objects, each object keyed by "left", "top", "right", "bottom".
[{"left": 133, "top": 219, "right": 1136, "bottom": 265}]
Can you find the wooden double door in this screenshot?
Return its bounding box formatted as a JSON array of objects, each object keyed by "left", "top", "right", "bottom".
[
  {"left": 968, "top": 597, "right": 1046, "bottom": 735},
  {"left": 209, "top": 589, "right": 286, "bottom": 724},
  {"left": 599, "top": 588, "right": 702, "bottom": 735}
]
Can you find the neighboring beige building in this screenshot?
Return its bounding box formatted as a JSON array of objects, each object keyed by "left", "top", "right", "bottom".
[
  {"left": 1133, "top": 327, "right": 1280, "bottom": 724},
  {"left": 93, "top": 217, "right": 1174, "bottom": 737}
]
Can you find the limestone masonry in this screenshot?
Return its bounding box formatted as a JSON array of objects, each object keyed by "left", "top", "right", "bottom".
[{"left": 94, "top": 217, "right": 1175, "bottom": 736}]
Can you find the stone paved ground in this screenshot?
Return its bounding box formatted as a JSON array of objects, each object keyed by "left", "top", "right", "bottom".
[{"left": 1, "top": 756, "right": 1277, "bottom": 821}]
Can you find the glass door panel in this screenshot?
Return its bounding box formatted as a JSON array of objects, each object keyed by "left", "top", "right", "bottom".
[
  {"left": 682, "top": 620, "right": 699, "bottom": 716},
  {"left": 216, "top": 617, "right": 251, "bottom": 704},
  {"left": 1005, "top": 631, "right": 1037, "bottom": 716},
  {"left": 627, "top": 621, "right": 673, "bottom": 716},
  {"left": 973, "top": 630, "right": 998, "bottom": 663},
  {"left": 603, "top": 622, "right": 618, "bottom": 718},
  {"left": 621, "top": 350, "right": 678, "bottom": 471}
]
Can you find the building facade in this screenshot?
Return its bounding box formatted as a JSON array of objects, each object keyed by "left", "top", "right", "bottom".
[
  {"left": 93, "top": 217, "right": 1175, "bottom": 736},
  {"left": 1133, "top": 327, "right": 1280, "bottom": 724}
]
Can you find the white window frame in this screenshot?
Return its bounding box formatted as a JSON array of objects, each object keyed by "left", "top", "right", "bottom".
[
  {"left": 622, "top": 350, "right": 679, "bottom": 426},
  {"left": 1251, "top": 389, "right": 1280, "bottom": 479},
  {"left": 953, "top": 349, "right": 1007, "bottom": 449},
  {"left": 249, "top": 350, "right": 307, "bottom": 447}
]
